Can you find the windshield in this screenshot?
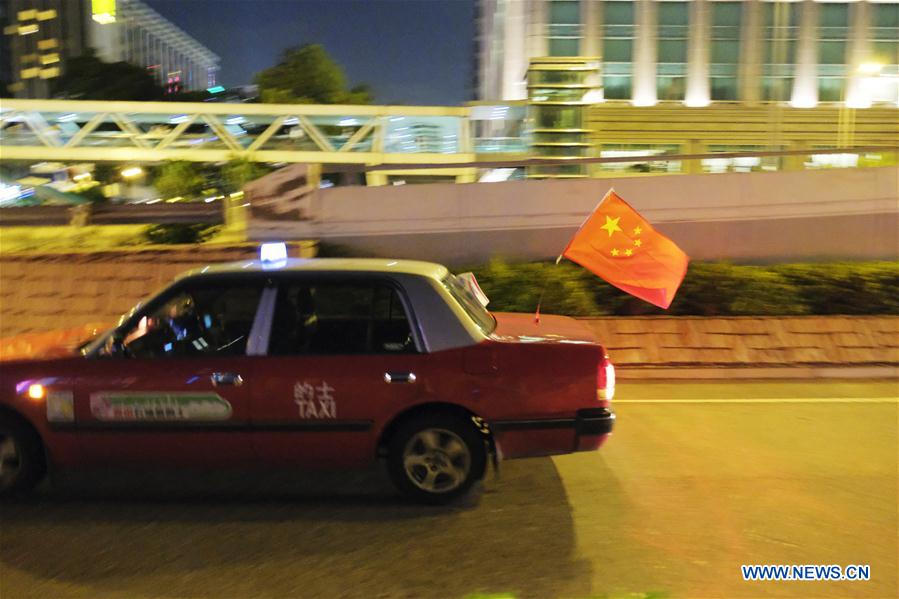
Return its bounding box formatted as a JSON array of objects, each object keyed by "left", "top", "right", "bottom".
[{"left": 442, "top": 274, "right": 496, "bottom": 336}]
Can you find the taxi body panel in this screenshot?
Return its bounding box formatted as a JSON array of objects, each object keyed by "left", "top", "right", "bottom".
[{"left": 0, "top": 258, "right": 614, "bottom": 497}]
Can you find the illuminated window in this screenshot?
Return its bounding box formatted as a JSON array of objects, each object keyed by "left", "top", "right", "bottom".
[
  {"left": 818, "top": 76, "right": 843, "bottom": 102},
  {"left": 534, "top": 105, "right": 582, "bottom": 129},
  {"left": 20, "top": 67, "right": 40, "bottom": 79},
  {"left": 711, "top": 2, "right": 741, "bottom": 101},
  {"left": 657, "top": 2, "right": 688, "bottom": 101},
  {"left": 762, "top": 1, "right": 800, "bottom": 101},
  {"left": 548, "top": 0, "right": 581, "bottom": 56},
  {"left": 20, "top": 53, "right": 38, "bottom": 63},
  {"left": 871, "top": 4, "right": 899, "bottom": 66},
  {"left": 603, "top": 1, "right": 634, "bottom": 100},
  {"left": 92, "top": 0, "right": 117, "bottom": 24},
  {"left": 39, "top": 67, "right": 60, "bottom": 79},
  {"left": 40, "top": 53, "right": 60, "bottom": 65},
  {"left": 868, "top": 3, "right": 899, "bottom": 105},
  {"left": 17, "top": 10, "right": 37, "bottom": 21},
  {"left": 816, "top": 3, "right": 849, "bottom": 101},
  {"left": 37, "top": 9, "right": 57, "bottom": 21},
  {"left": 3, "top": 24, "right": 19, "bottom": 35},
  {"left": 18, "top": 24, "right": 39, "bottom": 35},
  {"left": 38, "top": 38, "right": 58, "bottom": 50},
  {"left": 603, "top": 75, "right": 631, "bottom": 99}
]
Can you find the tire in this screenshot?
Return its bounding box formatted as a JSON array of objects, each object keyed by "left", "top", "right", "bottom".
[
  {"left": 386, "top": 411, "right": 486, "bottom": 505},
  {"left": 0, "top": 414, "right": 46, "bottom": 499}
]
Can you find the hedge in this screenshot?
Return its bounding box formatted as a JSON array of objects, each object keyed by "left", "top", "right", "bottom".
[{"left": 465, "top": 260, "right": 899, "bottom": 316}]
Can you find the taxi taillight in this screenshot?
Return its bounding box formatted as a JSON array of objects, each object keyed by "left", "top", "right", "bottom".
[{"left": 597, "top": 354, "right": 615, "bottom": 407}]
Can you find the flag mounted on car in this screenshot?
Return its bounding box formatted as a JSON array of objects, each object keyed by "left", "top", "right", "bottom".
[{"left": 561, "top": 190, "right": 689, "bottom": 309}]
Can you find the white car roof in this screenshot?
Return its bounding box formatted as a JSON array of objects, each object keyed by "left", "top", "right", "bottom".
[{"left": 182, "top": 258, "right": 449, "bottom": 281}]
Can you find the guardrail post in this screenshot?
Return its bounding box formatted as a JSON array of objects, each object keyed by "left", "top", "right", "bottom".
[
  {"left": 785, "top": 141, "right": 810, "bottom": 171},
  {"left": 68, "top": 204, "right": 92, "bottom": 227},
  {"left": 684, "top": 140, "right": 705, "bottom": 174}
]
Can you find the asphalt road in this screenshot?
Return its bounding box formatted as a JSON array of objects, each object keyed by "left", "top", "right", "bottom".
[{"left": 1, "top": 380, "right": 896, "bottom": 599}]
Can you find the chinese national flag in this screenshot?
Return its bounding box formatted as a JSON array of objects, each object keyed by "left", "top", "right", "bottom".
[{"left": 561, "top": 190, "right": 689, "bottom": 309}]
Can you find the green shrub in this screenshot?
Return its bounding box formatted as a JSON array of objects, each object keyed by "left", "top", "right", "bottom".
[
  {"left": 772, "top": 262, "right": 899, "bottom": 315},
  {"left": 666, "top": 263, "right": 808, "bottom": 316},
  {"left": 468, "top": 259, "right": 602, "bottom": 316},
  {"left": 463, "top": 259, "right": 899, "bottom": 317},
  {"left": 144, "top": 224, "right": 220, "bottom": 245}
]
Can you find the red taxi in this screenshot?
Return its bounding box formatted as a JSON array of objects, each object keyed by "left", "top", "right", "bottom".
[{"left": 0, "top": 257, "right": 615, "bottom": 503}]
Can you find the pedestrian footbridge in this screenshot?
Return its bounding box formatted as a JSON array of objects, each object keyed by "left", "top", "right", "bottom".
[{"left": 0, "top": 98, "right": 489, "bottom": 184}]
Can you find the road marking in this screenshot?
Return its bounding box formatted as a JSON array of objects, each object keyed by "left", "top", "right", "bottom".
[{"left": 614, "top": 397, "right": 898, "bottom": 404}]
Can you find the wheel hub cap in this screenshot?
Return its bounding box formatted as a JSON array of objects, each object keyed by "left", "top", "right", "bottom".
[{"left": 403, "top": 428, "right": 471, "bottom": 494}]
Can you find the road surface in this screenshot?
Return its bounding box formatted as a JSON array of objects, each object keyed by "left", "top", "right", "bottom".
[{"left": 1, "top": 381, "right": 896, "bottom": 598}]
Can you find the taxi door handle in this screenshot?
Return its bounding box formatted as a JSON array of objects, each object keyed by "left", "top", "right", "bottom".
[
  {"left": 211, "top": 372, "right": 243, "bottom": 387},
  {"left": 384, "top": 371, "right": 416, "bottom": 384}
]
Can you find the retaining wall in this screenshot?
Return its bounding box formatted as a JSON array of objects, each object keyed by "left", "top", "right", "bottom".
[{"left": 0, "top": 250, "right": 896, "bottom": 372}]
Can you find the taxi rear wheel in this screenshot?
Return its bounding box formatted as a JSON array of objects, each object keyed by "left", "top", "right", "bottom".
[
  {"left": 0, "top": 415, "right": 45, "bottom": 499},
  {"left": 387, "top": 412, "right": 486, "bottom": 504}
]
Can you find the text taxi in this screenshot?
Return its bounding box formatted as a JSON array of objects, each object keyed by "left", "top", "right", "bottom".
[{"left": 0, "top": 256, "right": 615, "bottom": 503}]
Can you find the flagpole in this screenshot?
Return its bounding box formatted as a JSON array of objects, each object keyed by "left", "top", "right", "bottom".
[{"left": 536, "top": 188, "right": 616, "bottom": 323}]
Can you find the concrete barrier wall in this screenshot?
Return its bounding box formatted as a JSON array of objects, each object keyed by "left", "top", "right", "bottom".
[{"left": 250, "top": 166, "right": 899, "bottom": 264}]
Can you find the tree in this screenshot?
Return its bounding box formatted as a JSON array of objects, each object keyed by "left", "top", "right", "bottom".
[
  {"left": 154, "top": 161, "right": 206, "bottom": 199},
  {"left": 254, "top": 44, "right": 372, "bottom": 104},
  {"left": 54, "top": 49, "right": 166, "bottom": 101},
  {"left": 222, "top": 157, "right": 270, "bottom": 193}
]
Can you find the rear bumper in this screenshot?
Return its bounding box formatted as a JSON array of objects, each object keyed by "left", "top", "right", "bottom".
[
  {"left": 574, "top": 407, "right": 615, "bottom": 451},
  {"left": 576, "top": 407, "right": 615, "bottom": 436},
  {"left": 490, "top": 407, "right": 615, "bottom": 458}
]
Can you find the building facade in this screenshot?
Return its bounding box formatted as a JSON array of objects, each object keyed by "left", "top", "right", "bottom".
[
  {"left": 2, "top": 0, "right": 219, "bottom": 98},
  {"left": 476, "top": 0, "right": 899, "bottom": 108}
]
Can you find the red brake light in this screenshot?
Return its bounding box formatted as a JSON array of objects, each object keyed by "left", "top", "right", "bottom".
[{"left": 597, "top": 353, "right": 615, "bottom": 406}]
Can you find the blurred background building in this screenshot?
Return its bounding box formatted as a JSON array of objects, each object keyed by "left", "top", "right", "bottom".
[
  {"left": 476, "top": 0, "right": 899, "bottom": 106},
  {"left": 1, "top": 0, "right": 220, "bottom": 98},
  {"left": 474, "top": 0, "right": 899, "bottom": 177}
]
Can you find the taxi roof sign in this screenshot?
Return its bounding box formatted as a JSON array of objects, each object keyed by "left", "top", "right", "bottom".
[{"left": 260, "top": 242, "right": 287, "bottom": 263}]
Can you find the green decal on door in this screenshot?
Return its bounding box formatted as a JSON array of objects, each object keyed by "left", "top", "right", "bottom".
[{"left": 90, "top": 392, "right": 233, "bottom": 422}]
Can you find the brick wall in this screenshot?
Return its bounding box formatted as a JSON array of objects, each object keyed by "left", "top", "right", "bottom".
[
  {"left": 0, "top": 246, "right": 271, "bottom": 337},
  {"left": 581, "top": 317, "right": 899, "bottom": 368}
]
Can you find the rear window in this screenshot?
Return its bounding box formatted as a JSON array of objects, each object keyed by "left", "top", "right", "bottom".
[{"left": 442, "top": 274, "right": 496, "bottom": 336}]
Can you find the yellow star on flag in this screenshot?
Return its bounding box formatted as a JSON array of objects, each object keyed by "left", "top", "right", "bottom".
[
  {"left": 633, "top": 226, "right": 642, "bottom": 235},
  {"left": 634, "top": 239, "right": 642, "bottom": 247},
  {"left": 600, "top": 216, "right": 623, "bottom": 237},
  {"left": 610, "top": 248, "right": 619, "bottom": 256},
  {"left": 625, "top": 248, "right": 633, "bottom": 256}
]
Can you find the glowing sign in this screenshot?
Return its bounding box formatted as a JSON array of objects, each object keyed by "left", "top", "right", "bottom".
[
  {"left": 260, "top": 242, "right": 288, "bottom": 264},
  {"left": 92, "top": 0, "right": 116, "bottom": 24},
  {"left": 206, "top": 86, "right": 226, "bottom": 94}
]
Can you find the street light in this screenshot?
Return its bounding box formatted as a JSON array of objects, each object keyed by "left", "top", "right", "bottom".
[{"left": 121, "top": 166, "right": 143, "bottom": 179}]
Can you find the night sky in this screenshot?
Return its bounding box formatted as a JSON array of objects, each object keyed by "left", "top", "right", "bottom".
[{"left": 143, "top": 0, "right": 476, "bottom": 106}]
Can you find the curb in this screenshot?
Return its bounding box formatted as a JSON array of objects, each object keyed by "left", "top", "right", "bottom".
[{"left": 616, "top": 365, "right": 899, "bottom": 381}]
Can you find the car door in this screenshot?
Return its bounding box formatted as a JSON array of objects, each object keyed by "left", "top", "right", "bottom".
[
  {"left": 251, "top": 276, "right": 427, "bottom": 468},
  {"left": 73, "top": 278, "right": 267, "bottom": 467}
]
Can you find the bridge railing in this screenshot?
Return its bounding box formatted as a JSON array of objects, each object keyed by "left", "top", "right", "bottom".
[{"left": 0, "top": 99, "right": 476, "bottom": 166}]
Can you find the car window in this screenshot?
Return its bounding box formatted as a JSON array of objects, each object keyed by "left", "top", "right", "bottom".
[
  {"left": 120, "top": 284, "right": 263, "bottom": 358},
  {"left": 269, "top": 281, "right": 416, "bottom": 355},
  {"left": 442, "top": 274, "right": 497, "bottom": 335}
]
